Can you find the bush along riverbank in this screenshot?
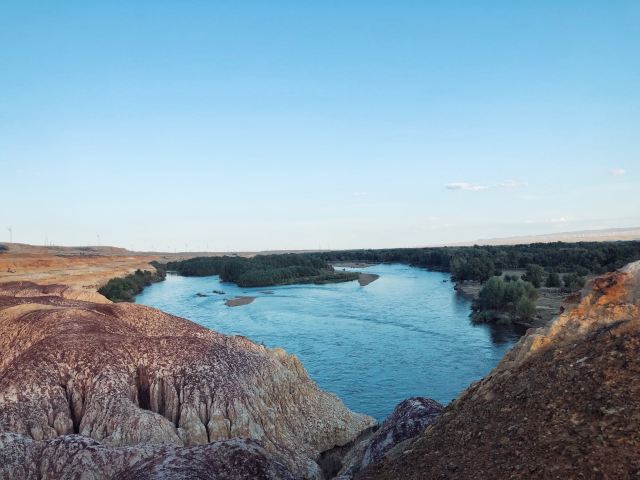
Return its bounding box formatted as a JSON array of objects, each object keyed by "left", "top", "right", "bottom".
[
  {"left": 467, "top": 265, "right": 588, "bottom": 326},
  {"left": 98, "top": 262, "right": 166, "bottom": 302}
]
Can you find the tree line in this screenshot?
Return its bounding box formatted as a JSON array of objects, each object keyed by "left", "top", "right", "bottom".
[
  {"left": 306, "top": 241, "right": 640, "bottom": 281},
  {"left": 98, "top": 262, "right": 166, "bottom": 302}
]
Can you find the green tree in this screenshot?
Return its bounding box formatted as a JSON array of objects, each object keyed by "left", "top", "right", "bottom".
[
  {"left": 563, "top": 273, "right": 586, "bottom": 292},
  {"left": 523, "top": 264, "right": 545, "bottom": 288},
  {"left": 478, "top": 276, "right": 506, "bottom": 310},
  {"left": 515, "top": 296, "right": 536, "bottom": 321},
  {"left": 545, "top": 271, "right": 561, "bottom": 288}
]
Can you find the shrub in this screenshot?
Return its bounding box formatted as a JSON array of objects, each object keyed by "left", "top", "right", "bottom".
[
  {"left": 523, "top": 264, "right": 545, "bottom": 288},
  {"left": 545, "top": 272, "right": 562, "bottom": 288},
  {"left": 478, "top": 277, "right": 505, "bottom": 310},
  {"left": 99, "top": 267, "right": 166, "bottom": 302},
  {"left": 475, "top": 277, "right": 537, "bottom": 323},
  {"left": 471, "top": 310, "right": 499, "bottom": 323},
  {"left": 563, "top": 273, "right": 586, "bottom": 292},
  {"left": 515, "top": 296, "right": 536, "bottom": 321}
]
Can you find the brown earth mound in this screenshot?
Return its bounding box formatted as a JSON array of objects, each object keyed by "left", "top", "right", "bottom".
[
  {"left": 359, "top": 262, "right": 640, "bottom": 479},
  {"left": 0, "top": 282, "right": 374, "bottom": 478}
]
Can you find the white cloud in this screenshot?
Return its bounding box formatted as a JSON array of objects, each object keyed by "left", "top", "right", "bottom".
[
  {"left": 549, "top": 217, "right": 569, "bottom": 224},
  {"left": 445, "top": 182, "right": 489, "bottom": 191},
  {"left": 499, "top": 180, "right": 526, "bottom": 189},
  {"left": 610, "top": 168, "right": 626, "bottom": 177}
]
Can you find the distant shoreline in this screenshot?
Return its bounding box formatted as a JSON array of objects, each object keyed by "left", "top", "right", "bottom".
[{"left": 332, "top": 261, "right": 376, "bottom": 269}]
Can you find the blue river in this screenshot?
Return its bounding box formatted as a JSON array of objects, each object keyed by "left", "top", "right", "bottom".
[{"left": 136, "top": 263, "right": 521, "bottom": 420}]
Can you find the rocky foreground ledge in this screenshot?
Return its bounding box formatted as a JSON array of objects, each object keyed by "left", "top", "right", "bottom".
[{"left": 0, "top": 282, "right": 374, "bottom": 479}]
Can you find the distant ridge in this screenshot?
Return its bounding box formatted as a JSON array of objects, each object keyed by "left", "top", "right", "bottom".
[
  {"left": 447, "top": 226, "right": 640, "bottom": 247},
  {"left": 2, "top": 227, "right": 639, "bottom": 257}
]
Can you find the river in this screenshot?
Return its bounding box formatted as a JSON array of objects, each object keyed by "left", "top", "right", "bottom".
[{"left": 136, "top": 263, "right": 522, "bottom": 420}]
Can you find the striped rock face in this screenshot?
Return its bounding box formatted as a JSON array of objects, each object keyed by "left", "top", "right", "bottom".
[{"left": 0, "top": 282, "right": 375, "bottom": 479}]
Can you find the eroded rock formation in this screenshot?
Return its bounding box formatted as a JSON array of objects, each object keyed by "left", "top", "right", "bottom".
[
  {"left": 0, "top": 282, "right": 374, "bottom": 478},
  {"left": 329, "top": 397, "right": 443, "bottom": 479},
  {"left": 359, "top": 261, "right": 640, "bottom": 479},
  {"left": 0, "top": 434, "right": 295, "bottom": 480}
]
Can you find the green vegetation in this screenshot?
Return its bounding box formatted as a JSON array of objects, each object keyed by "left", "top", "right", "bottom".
[
  {"left": 563, "top": 273, "right": 586, "bottom": 291},
  {"left": 106, "top": 241, "right": 640, "bottom": 316},
  {"left": 0, "top": 244, "right": 7, "bottom": 252},
  {"left": 545, "top": 271, "right": 562, "bottom": 288},
  {"left": 450, "top": 256, "right": 496, "bottom": 282},
  {"left": 307, "top": 241, "right": 640, "bottom": 280},
  {"left": 522, "top": 264, "right": 545, "bottom": 288},
  {"left": 98, "top": 262, "right": 166, "bottom": 302},
  {"left": 472, "top": 277, "right": 538, "bottom": 323},
  {"left": 166, "top": 254, "right": 359, "bottom": 287},
  {"left": 303, "top": 241, "right": 640, "bottom": 325}
]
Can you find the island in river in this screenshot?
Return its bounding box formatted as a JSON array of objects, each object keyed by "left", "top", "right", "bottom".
[
  {"left": 225, "top": 295, "right": 257, "bottom": 307},
  {"left": 166, "top": 254, "right": 360, "bottom": 287}
]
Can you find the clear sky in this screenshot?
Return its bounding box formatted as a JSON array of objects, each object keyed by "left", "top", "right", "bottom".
[{"left": 1, "top": 1, "right": 638, "bottom": 251}]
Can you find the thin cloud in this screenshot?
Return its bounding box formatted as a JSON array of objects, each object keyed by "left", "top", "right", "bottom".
[
  {"left": 499, "top": 180, "right": 526, "bottom": 189},
  {"left": 445, "top": 182, "right": 489, "bottom": 192},
  {"left": 610, "top": 168, "right": 626, "bottom": 177},
  {"left": 445, "top": 180, "right": 525, "bottom": 191},
  {"left": 549, "top": 217, "right": 569, "bottom": 224}
]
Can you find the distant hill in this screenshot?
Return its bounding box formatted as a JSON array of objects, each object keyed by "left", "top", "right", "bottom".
[
  {"left": 450, "top": 227, "right": 640, "bottom": 247},
  {"left": 0, "top": 243, "right": 131, "bottom": 256}
]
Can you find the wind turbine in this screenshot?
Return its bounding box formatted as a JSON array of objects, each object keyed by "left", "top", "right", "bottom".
[{"left": 7, "top": 227, "right": 12, "bottom": 243}]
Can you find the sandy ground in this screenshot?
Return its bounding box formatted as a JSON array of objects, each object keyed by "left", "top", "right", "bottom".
[
  {"left": 332, "top": 262, "right": 376, "bottom": 269},
  {"left": 0, "top": 250, "right": 159, "bottom": 290},
  {"left": 358, "top": 273, "right": 380, "bottom": 286},
  {"left": 225, "top": 296, "right": 256, "bottom": 307},
  {"left": 0, "top": 243, "right": 242, "bottom": 291}
]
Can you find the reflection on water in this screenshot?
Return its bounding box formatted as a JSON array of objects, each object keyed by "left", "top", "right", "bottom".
[{"left": 136, "top": 263, "right": 521, "bottom": 420}]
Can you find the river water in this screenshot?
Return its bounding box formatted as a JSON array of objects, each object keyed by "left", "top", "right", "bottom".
[{"left": 136, "top": 263, "right": 521, "bottom": 420}]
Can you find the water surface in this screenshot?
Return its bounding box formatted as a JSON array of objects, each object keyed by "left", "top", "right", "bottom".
[{"left": 136, "top": 264, "right": 521, "bottom": 420}]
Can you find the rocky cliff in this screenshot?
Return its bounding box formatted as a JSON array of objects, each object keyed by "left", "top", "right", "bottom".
[
  {"left": 0, "top": 281, "right": 374, "bottom": 479},
  {"left": 358, "top": 261, "right": 640, "bottom": 479}
]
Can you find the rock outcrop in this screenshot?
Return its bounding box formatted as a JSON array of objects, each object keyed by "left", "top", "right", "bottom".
[
  {"left": 0, "top": 434, "right": 295, "bottom": 480},
  {"left": 0, "top": 281, "right": 374, "bottom": 479},
  {"left": 328, "top": 397, "right": 443, "bottom": 479},
  {"left": 359, "top": 261, "right": 640, "bottom": 479}
]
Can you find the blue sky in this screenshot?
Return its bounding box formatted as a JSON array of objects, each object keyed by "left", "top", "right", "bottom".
[{"left": 1, "top": 1, "right": 638, "bottom": 251}]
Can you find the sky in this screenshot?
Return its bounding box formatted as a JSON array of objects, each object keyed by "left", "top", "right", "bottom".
[{"left": 1, "top": 1, "right": 639, "bottom": 251}]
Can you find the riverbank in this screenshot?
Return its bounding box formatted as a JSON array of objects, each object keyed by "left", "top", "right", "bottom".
[{"left": 454, "top": 277, "right": 578, "bottom": 328}]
